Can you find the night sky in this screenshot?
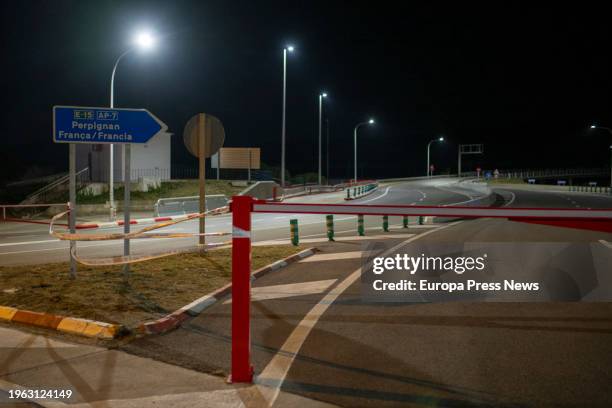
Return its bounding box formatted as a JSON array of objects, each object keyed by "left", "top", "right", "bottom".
[{"left": 2, "top": 1, "right": 612, "bottom": 184}]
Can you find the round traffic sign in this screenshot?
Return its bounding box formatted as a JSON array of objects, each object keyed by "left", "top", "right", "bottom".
[{"left": 183, "top": 113, "right": 225, "bottom": 158}]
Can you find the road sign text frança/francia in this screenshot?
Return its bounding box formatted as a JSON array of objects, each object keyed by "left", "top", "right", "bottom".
[{"left": 53, "top": 106, "right": 168, "bottom": 144}]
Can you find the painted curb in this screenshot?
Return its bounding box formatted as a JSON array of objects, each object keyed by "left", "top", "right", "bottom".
[
  {"left": 0, "top": 306, "right": 123, "bottom": 339},
  {"left": 138, "top": 247, "right": 317, "bottom": 335}
]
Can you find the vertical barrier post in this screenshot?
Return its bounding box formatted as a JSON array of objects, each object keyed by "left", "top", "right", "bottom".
[
  {"left": 290, "top": 219, "right": 299, "bottom": 246},
  {"left": 403, "top": 215, "right": 409, "bottom": 228},
  {"left": 419, "top": 216, "right": 424, "bottom": 225},
  {"left": 326, "top": 215, "right": 335, "bottom": 241},
  {"left": 230, "top": 195, "right": 254, "bottom": 383},
  {"left": 358, "top": 214, "right": 365, "bottom": 236},
  {"left": 382, "top": 215, "right": 389, "bottom": 232},
  {"left": 346, "top": 189, "right": 350, "bottom": 199}
]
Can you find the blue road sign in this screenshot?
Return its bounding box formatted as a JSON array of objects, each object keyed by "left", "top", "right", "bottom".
[{"left": 53, "top": 106, "right": 168, "bottom": 144}]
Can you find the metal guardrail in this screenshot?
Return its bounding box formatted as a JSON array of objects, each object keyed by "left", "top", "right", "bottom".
[
  {"left": 568, "top": 185, "right": 612, "bottom": 195},
  {"left": 154, "top": 195, "right": 228, "bottom": 217}
]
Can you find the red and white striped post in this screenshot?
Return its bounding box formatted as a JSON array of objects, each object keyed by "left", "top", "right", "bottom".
[{"left": 230, "top": 195, "right": 254, "bottom": 383}]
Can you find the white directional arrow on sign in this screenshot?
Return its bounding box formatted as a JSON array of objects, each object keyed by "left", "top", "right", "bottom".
[{"left": 224, "top": 279, "right": 337, "bottom": 304}]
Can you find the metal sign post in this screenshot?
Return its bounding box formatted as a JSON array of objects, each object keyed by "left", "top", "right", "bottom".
[
  {"left": 198, "top": 114, "right": 206, "bottom": 248},
  {"left": 183, "top": 113, "right": 226, "bottom": 250},
  {"left": 69, "top": 144, "right": 76, "bottom": 278},
  {"left": 123, "top": 144, "right": 131, "bottom": 278}
]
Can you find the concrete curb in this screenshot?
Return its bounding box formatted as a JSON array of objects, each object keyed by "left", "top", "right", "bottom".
[
  {"left": 0, "top": 306, "right": 123, "bottom": 339},
  {"left": 138, "top": 247, "right": 317, "bottom": 335}
]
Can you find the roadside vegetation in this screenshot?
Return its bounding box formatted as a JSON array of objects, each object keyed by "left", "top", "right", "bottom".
[
  {"left": 0, "top": 245, "right": 303, "bottom": 327},
  {"left": 77, "top": 180, "right": 245, "bottom": 204}
]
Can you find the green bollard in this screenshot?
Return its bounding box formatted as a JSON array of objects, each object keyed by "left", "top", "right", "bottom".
[
  {"left": 290, "top": 219, "right": 299, "bottom": 246},
  {"left": 418, "top": 216, "right": 424, "bottom": 225},
  {"left": 346, "top": 189, "right": 350, "bottom": 199},
  {"left": 326, "top": 215, "right": 335, "bottom": 241},
  {"left": 383, "top": 215, "right": 389, "bottom": 232},
  {"left": 358, "top": 214, "right": 365, "bottom": 236},
  {"left": 403, "top": 215, "right": 409, "bottom": 228}
]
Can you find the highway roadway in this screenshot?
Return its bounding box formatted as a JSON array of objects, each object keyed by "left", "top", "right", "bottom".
[
  {"left": 0, "top": 178, "right": 505, "bottom": 266},
  {"left": 2, "top": 178, "right": 612, "bottom": 406}
]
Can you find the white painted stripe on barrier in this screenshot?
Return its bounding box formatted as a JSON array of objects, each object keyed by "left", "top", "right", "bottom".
[{"left": 252, "top": 202, "right": 612, "bottom": 219}]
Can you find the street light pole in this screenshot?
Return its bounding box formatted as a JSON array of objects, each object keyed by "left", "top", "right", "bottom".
[
  {"left": 318, "top": 92, "right": 327, "bottom": 185},
  {"left": 326, "top": 118, "right": 330, "bottom": 185},
  {"left": 281, "top": 45, "right": 294, "bottom": 187},
  {"left": 427, "top": 136, "right": 444, "bottom": 177},
  {"left": 109, "top": 49, "right": 131, "bottom": 220},
  {"left": 353, "top": 119, "right": 375, "bottom": 183}
]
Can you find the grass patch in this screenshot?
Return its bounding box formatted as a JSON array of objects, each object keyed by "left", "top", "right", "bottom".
[
  {"left": 485, "top": 178, "right": 525, "bottom": 184},
  {"left": 77, "top": 180, "right": 245, "bottom": 204},
  {"left": 0, "top": 245, "right": 302, "bottom": 327}
]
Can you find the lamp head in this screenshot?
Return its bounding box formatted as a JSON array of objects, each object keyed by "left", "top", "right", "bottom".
[
  {"left": 368, "top": 119, "right": 375, "bottom": 124},
  {"left": 134, "top": 31, "right": 155, "bottom": 50},
  {"left": 438, "top": 136, "right": 445, "bottom": 142},
  {"left": 321, "top": 92, "right": 328, "bottom": 98},
  {"left": 286, "top": 45, "right": 295, "bottom": 52},
  {"left": 590, "top": 125, "right": 597, "bottom": 129}
]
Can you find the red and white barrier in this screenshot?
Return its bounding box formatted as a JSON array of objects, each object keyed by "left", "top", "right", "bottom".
[
  {"left": 229, "top": 197, "right": 612, "bottom": 383},
  {"left": 75, "top": 213, "right": 199, "bottom": 230}
]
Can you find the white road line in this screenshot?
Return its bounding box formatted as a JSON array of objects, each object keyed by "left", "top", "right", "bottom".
[
  {"left": 254, "top": 220, "right": 463, "bottom": 405},
  {"left": 356, "top": 186, "right": 391, "bottom": 203},
  {"left": 599, "top": 240, "right": 612, "bottom": 250},
  {"left": 0, "top": 239, "right": 59, "bottom": 247}
]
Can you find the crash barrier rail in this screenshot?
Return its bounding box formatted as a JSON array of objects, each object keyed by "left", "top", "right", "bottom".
[
  {"left": 279, "top": 184, "right": 344, "bottom": 200},
  {"left": 568, "top": 185, "right": 612, "bottom": 195},
  {"left": 345, "top": 182, "right": 379, "bottom": 200},
  {"left": 228, "top": 196, "right": 612, "bottom": 382},
  {"left": 1, "top": 203, "right": 70, "bottom": 223},
  {"left": 154, "top": 195, "right": 228, "bottom": 217},
  {"left": 487, "top": 168, "right": 608, "bottom": 180},
  {"left": 50, "top": 205, "right": 231, "bottom": 266}
]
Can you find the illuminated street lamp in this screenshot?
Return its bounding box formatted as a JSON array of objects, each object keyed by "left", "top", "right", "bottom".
[
  {"left": 427, "top": 136, "right": 444, "bottom": 177},
  {"left": 589, "top": 124, "right": 612, "bottom": 188},
  {"left": 353, "top": 118, "right": 375, "bottom": 182},
  {"left": 281, "top": 45, "right": 294, "bottom": 187},
  {"left": 108, "top": 31, "right": 156, "bottom": 219},
  {"left": 318, "top": 92, "right": 327, "bottom": 185}
]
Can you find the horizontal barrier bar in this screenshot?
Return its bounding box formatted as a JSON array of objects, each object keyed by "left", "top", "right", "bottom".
[{"left": 252, "top": 201, "right": 612, "bottom": 220}]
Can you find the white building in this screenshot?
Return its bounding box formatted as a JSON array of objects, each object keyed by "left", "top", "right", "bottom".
[{"left": 76, "top": 133, "right": 172, "bottom": 182}]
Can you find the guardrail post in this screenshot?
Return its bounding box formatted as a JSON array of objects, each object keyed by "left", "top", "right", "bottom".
[
  {"left": 290, "top": 219, "right": 299, "bottom": 246},
  {"left": 230, "top": 195, "right": 254, "bottom": 383},
  {"left": 403, "top": 215, "right": 408, "bottom": 228},
  {"left": 358, "top": 214, "right": 365, "bottom": 236},
  {"left": 326, "top": 215, "right": 335, "bottom": 241},
  {"left": 383, "top": 215, "right": 389, "bottom": 232}
]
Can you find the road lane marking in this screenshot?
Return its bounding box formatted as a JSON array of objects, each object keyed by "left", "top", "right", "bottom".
[
  {"left": 299, "top": 251, "right": 363, "bottom": 262},
  {"left": 0, "top": 239, "right": 59, "bottom": 247},
  {"left": 356, "top": 186, "right": 391, "bottom": 203},
  {"left": 224, "top": 279, "right": 337, "bottom": 303},
  {"left": 254, "top": 220, "right": 462, "bottom": 405},
  {"left": 599, "top": 240, "right": 612, "bottom": 250}
]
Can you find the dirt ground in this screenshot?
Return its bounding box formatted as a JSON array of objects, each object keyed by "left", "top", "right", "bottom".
[{"left": 0, "top": 245, "right": 302, "bottom": 327}]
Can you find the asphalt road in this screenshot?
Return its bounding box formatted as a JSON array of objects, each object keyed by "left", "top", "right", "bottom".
[
  {"left": 112, "top": 180, "right": 612, "bottom": 407},
  {"left": 0, "top": 178, "right": 497, "bottom": 266}
]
